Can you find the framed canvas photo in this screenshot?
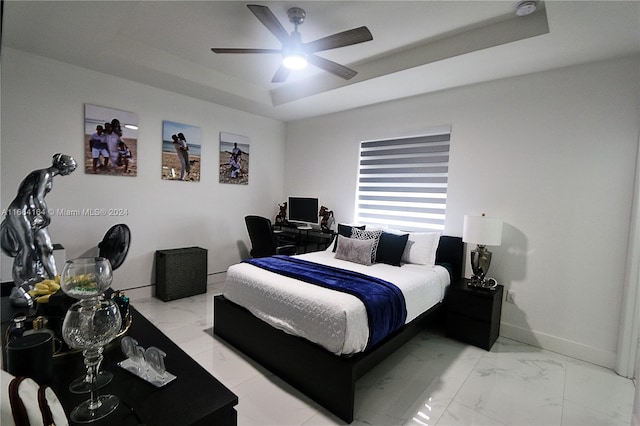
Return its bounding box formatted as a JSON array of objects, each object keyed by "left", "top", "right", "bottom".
[
  {"left": 161, "top": 121, "right": 202, "bottom": 182},
  {"left": 219, "top": 132, "right": 249, "bottom": 185},
  {"left": 84, "top": 104, "right": 138, "bottom": 176}
]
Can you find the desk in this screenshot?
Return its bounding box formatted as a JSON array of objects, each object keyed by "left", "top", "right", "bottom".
[
  {"left": 273, "top": 225, "right": 334, "bottom": 253},
  {"left": 2, "top": 299, "right": 238, "bottom": 425}
]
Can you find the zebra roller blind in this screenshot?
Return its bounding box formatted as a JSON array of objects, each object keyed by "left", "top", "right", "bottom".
[{"left": 355, "top": 128, "right": 451, "bottom": 231}]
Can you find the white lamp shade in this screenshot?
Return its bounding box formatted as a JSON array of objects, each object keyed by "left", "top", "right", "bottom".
[{"left": 463, "top": 215, "right": 503, "bottom": 246}]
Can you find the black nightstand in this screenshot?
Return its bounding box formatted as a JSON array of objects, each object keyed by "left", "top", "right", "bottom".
[{"left": 446, "top": 278, "right": 503, "bottom": 350}]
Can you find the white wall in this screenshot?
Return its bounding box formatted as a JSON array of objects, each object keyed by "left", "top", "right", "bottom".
[
  {"left": 1, "top": 48, "right": 286, "bottom": 291},
  {"left": 285, "top": 55, "right": 640, "bottom": 368}
]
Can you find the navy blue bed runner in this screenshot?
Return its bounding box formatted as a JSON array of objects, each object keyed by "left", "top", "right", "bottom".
[{"left": 243, "top": 255, "right": 407, "bottom": 349}]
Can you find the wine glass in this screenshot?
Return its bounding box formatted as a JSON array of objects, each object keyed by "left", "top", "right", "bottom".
[
  {"left": 60, "top": 257, "right": 115, "bottom": 393},
  {"left": 62, "top": 298, "right": 122, "bottom": 423},
  {"left": 60, "top": 257, "right": 113, "bottom": 299}
]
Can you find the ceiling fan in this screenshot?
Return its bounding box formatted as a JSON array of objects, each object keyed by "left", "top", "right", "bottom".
[{"left": 211, "top": 4, "right": 373, "bottom": 83}]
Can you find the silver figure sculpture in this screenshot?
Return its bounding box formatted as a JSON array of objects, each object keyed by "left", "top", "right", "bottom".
[{"left": 1, "top": 153, "right": 77, "bottom": 306}]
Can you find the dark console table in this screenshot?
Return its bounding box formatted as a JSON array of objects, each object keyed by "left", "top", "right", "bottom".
[{"left": 2, "top": 298, "right": 238, "bottom": 425}]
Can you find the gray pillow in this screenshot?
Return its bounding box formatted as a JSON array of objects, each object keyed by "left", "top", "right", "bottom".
[{"left": 334, "top": 235, "right": 375, "bottom": 266}]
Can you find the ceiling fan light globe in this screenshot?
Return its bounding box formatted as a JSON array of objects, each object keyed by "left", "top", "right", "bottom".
[{"left": 283, "top": 54, "right": 308, "bottom": 70}]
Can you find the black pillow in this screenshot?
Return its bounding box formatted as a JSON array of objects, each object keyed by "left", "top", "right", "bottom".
[
  {"left": 375, "top": 232, "right": 409, "bottom": 266},
  {"left": 332, "top": 224, "right": 366, "bottom": 252}
]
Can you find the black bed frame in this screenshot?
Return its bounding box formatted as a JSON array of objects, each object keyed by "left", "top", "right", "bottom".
[{"left": 213, "top": 236, "right": 464, "bottom": 423}]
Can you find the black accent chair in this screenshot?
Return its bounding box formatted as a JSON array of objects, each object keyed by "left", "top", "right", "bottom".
[{"left": 245, "top": 215, "right": 297, "bottom": 258}]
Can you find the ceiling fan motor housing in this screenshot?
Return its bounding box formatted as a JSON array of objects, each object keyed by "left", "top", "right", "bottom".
[{"left": 287, "top": 7, "right": 306, "bottom": 26}]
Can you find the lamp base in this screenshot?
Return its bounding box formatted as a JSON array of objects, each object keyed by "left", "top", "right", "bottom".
[
  {"left": 470, "top": 245, "right": 491, "bottom": 279},
  {"left": 469, "top": 245, "right": 497, "bottom": 290},
  {"left": 467, "top": 277, "right": 498, "bottom": 290}
]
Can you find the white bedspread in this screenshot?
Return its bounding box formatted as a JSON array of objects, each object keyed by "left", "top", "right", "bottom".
[{"left": 222, "top": 251, "right": 450, "bottom": 355}]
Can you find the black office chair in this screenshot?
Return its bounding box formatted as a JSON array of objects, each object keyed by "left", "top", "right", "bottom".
[{"left": 245, "top": 215, "right": 297, "bottom": 258}]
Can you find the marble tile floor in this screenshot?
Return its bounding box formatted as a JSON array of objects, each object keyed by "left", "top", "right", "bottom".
[{"left": 131, "top": 283, "right": 635, "bottom": 426}]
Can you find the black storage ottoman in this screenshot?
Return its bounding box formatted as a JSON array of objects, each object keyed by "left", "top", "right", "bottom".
[{"left": 155, "top": 247, "right": 208, "bottom": 301}]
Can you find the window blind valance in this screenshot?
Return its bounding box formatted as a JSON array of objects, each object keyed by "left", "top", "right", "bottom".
[{"left": 355, "top": 131, "right": 450, "bottom": 232}]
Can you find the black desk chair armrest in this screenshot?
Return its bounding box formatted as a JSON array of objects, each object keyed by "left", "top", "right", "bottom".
[{"left": 276, "top": 245, "right": 297, "bottom": 255}]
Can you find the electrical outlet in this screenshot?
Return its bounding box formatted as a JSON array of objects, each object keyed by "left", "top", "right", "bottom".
[{"left": 506, "top": 290, "right": 516, "bottom": 303}]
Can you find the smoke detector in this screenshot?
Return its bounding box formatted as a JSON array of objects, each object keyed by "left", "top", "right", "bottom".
[{"left": 515, "top": 0, "right": 538, "bottom": 16}]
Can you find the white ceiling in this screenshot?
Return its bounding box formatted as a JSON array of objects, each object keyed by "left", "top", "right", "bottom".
[{"left": 2, "top": 1, "right": 639, "bottom": 122}]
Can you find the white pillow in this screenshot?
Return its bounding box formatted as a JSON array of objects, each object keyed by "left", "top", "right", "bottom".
[
  {"left": 401, "top": 232, "right": 441, "bottom": 265},
  {"left": 334, "top": 235, "right": 375, "bottom": 266}
]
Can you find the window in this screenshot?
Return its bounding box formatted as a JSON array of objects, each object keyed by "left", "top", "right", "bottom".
[{"left": 355, "top": 127, "right": 451, "bottom": 232}]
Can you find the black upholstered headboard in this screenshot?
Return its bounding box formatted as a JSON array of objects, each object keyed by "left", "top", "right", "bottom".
[{"left": 435, "top": 235, "right": 464, "bottom": 282}]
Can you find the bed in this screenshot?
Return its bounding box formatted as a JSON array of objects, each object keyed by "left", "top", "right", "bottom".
[{"left": 214, "top": 234, "right": 463, "bottom": 423}]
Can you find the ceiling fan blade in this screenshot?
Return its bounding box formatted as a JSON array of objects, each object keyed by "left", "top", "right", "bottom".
[
  {"left": 271, "top": 65, "right": 291, "bottom": 83},
  {"left": 304, "top": 26, "right": 373, "bottom": 53},
  {"left": 307, "top": 54, "right": 358, "bottom": 80},
  {"left": 211, "top": 48, "right": 281, "bottom": 54},
  {"left": 247, "top": 4, "right": 290, "bottom": 45}
]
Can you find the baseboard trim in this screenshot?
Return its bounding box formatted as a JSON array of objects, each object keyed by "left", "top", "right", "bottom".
[
  {"left": 500, "top": 322, "right": 616, "bottom": 369},
  {"left": 208, "top": 271, "right": 227, "bottom": 284},
  {"left": 122, "top": 284, "right": 155, "bottom": 300}
]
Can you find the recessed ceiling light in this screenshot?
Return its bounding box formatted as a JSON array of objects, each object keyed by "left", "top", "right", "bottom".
[{"left": 515, "top": 0, "right": 537, "bottom": 16}]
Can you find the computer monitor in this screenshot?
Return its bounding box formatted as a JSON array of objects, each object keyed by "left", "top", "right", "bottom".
[{"left": 288, "top": 197, "right": 319, "bottom": 226}]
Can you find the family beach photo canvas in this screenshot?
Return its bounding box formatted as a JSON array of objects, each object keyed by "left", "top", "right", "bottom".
[
  {"left": 84, "top": 104, "right": 138, "bottom": 176},
  {"left": 161, "top": 121, "right": 202, "bottom": 182},
  {"left": 219, "top": 132, "right": 249, "bottom": 185}
]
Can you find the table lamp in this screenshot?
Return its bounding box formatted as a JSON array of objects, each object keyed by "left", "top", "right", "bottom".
[{"left": 463, "top": 214, "right": 503, "bottom": 288}]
